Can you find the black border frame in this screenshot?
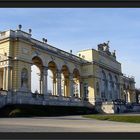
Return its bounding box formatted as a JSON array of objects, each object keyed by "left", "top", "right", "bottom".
[
  {"left": 0, "top": 132, "right": 140, "bottom": 139},
  {"left": 0, "top": 0, "right": 140, "bottom": 7},
  {"left": 0, "top": 0, "right": 140, "bottom": 139}
]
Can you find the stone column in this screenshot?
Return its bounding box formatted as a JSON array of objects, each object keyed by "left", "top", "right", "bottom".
[
  {"left": 117, "top": 83, "right": 120, "bottom": 99},
  {"left": 78, "top": 81, "right": 81, "bottom": 98},
  {"left": 57, "top": 70, "right": 62, "bottom": 96},
  {"left": 6, "top": 66, "right": 11, "bottom": 90},
  {"left": 69, "top": 73, "right": 74, "bottom": 97},
  {"left": 53, "top": 79, "right": 56, "bottom": 95},
  {"left": 42, "top": 67, "right": 48, "bottom": 96},
  {"left": 3, "top": 67, "right": 6, "bottom": 90},
  {"left": 80, "top": 81, "right": 83, "bottom": 100},
  {"left": 55, "top": 79, "right": 58, "bottom": 95},
  {"left": 127, "top": 90, "right": 130, "bottom": 103}
]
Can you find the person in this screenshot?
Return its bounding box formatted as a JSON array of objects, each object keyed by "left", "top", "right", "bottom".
[
  {"left": 35, "top": 90, "right": 39, "bottom": 94},
  {"left": 117, "top": 106, "right": 120, "bottom": 114}
]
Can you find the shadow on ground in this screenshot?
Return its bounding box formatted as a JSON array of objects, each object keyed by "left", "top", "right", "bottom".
[{"left": 0, "top": 104, "right": 98, "bottom": 118}]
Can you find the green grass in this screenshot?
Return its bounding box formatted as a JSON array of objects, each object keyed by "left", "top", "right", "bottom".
[{"left": 83, "top": 115, "right": 140, "bottom": 123}]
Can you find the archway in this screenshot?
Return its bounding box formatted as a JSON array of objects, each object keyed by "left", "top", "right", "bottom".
[
  {"left": 61, "top": 65, "right": 70, "bottom": 97},
  {"left": 47, "top": 69, "right": 53, "bottom": 95},
  {"left": 31, "top": 56, "right": 43, "bottom": 94},
  {"left": 48, "top": 61, "right": 57, "bottom": 95},
  {"left": 73, "top": 68, "right": 81, "bottom": 98}
]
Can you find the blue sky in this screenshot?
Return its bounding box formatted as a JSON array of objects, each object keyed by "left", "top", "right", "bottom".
[{"left": 0, "top": 8, "right": 139, "bottom": 88}]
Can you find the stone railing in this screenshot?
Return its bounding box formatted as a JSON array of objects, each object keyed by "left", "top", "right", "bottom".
[
  {"left": 0, "top": 30, "right": 31, "bottom": 40},
  {"left": 0, "top": 31, "right": 11, "bottom": 39},
  {"left": 0, "top": 91, "right": 93, "bottom": 108},
  {"left": 15, "top": 30, "right": 31, "bottom": 39},
  {"left": 32, "top": 38, "right": 83, "bottom": 63},
  {"left": 0, "top": 30, "right": 87, "bottom": 64},
  {"left": 122, "top": 74, "right": 135, "bottom": 82}
]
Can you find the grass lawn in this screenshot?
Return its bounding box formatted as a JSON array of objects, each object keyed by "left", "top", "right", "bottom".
[{"left": 83, "top": 115, "right": 140, "bottom": 123}]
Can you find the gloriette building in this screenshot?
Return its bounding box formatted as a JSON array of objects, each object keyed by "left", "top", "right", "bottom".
[{"left": 0, "top": 26, "right": 136, "bottom": 113}]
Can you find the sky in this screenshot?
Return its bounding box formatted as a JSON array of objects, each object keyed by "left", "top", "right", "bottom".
[{"left": 0, "top": 8, "right": 139, "bottom": 88}]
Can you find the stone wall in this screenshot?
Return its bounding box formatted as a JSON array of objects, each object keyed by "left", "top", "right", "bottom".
[
  {"left": 133, "top": 104, "right": 140, "bottom": 112},
  {"left": 95, "top": 102, "right": 127, "bottom": 114},
  {"left": 0, "top": 91, "right": 7, "bottom": 108},
  {"left": 0, "top": 91, "right": 93, "bottom": 109}
]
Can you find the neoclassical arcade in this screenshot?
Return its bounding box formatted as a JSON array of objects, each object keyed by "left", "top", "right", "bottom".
[{"left": 0, "top": 26, "right": 136, "bottom": 113}]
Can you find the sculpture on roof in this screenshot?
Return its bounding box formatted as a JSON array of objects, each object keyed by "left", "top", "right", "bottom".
[{"left": 98, "top": 41, "right": 110, "bottom": 54}]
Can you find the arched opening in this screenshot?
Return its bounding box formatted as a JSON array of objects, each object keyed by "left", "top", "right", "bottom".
[
  {"left": 73, "top": 68, "right": 81, "bottom": 98},
  {"left": 31, "top": 56, "right": 43, "bottom": 94},
  {"left": 48, "top": 61, "right": 57, "bottom": 95},
  {"left": 125, "top": 91, "right": 129, "bottom": 103},
  {"left": 21, "top": 68, "right": 28, "bottom": 90},
  {"left": 101, "top": 71, "right": 107, "bottom": 101},
  {"left": 61, "top": 73, "right": 65, "bottom": 96},
  {"left": 47, "top": 69, "right": 53, "bottom": 95},
  {"left": 108, "top": 73, "right": 114, "bottom": 100},
  {"left": 123, "top": 84, "right": 127, "bottom": 102},
  {"left": 61, "top": 65, "right": 70, "bottom": 97},
  {"left": 127, "top": 85, "right": 130, "bottom": 102}
]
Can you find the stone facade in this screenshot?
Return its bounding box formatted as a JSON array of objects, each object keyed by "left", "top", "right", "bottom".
[{"left": 0, "top": 27, "right": 136, "bottom": 113}]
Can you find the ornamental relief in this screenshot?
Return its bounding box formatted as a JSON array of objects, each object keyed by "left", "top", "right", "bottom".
[
  {"left": 0, "top": 53, "right": 8, "bottom": 61},
  {"left": 22, "top": 48, "right": 30, "bottom": 55}
]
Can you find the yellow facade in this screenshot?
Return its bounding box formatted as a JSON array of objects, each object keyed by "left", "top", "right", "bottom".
[{"left": 0, "top": 28, "right": 136, "bottom": 108}]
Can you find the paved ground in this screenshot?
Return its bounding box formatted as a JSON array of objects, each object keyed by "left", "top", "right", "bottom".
[{"left": 0, "top": 114, "right": 140, "bottom": 132}]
